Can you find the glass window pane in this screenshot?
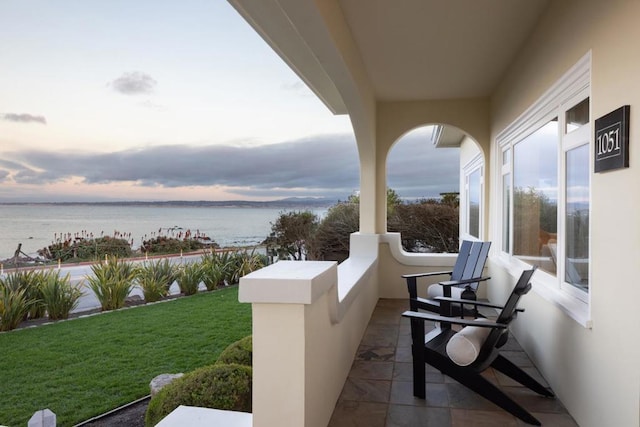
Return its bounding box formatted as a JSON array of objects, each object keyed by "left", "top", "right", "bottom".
[
  {"left": 565, "top": 145, "right": 590, "bottom": 292},
  {"left": 502, "top": 173, "right": 511, "bottom": 252},
  {"left": 468, "top": 169, "right": 481, "bottom": 238},
  {"left": 566, "top": 98, "right": 590, "bottom": 133},
  {"left": 502, "top": 148, "right": 511, "bottom": 166},
  {"left": 513, "top": 119, "right": 559, "bottom": 275}
]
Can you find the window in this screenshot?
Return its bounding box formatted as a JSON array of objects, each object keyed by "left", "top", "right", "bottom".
[
  {"left": 496, "top": 53, "right": 591, "bottom": 325},
  {"left": 463, "top": 157, "right": 483, "bottom": 239},
  {"left": 512, "top": 118, "right": 559, "bottom": 275}
]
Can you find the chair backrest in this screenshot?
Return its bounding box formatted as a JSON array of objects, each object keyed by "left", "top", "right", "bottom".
[
  {"left": 452, "top": 240, "right": 491, "bottom": 291},
  {"left": 475, "top": 267, "right": 537, "bottom": 368}
]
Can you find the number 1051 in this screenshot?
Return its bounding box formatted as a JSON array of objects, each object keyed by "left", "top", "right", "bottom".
[{"left": 596, "top": 126, "right": 620, "bottom": 157}]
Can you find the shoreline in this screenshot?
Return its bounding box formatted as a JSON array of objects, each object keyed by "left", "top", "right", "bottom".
[{"left": 0, "top": 245, "right": 267, "bottom": 273}]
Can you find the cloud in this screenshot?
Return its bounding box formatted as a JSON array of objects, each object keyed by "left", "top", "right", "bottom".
[
  {"left": 2, "top": 113, "right": 47, "bottom": 124},
  {"left": 109, "top": 72, "right": 157, "bottom": 95},
  {"left": 2, "top": 132, "right": 460, "bottom": 200}
]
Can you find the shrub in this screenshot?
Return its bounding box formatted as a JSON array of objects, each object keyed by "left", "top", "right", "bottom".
[
  {"left": 145, "top": 363, "right": 252, "bottom": 426},
  {"left": 388, "top": 199, "right": 459, "bottom": 253},
  {"left": 264, "top": 211, "right": 318, "bottom": 260},
  {"left": 140, "top": 236, "right": 211, "bottom": 255},
  {"left": 86, "top": 256, "right": 137, "bottom": 311},
  {"left": 137, "top": 259, "right": 178, "bottom": 302},
  {"left": 307, "top": 201, "right": 359, "bottom": 262},
  {"left": 0, "top": 270, "right": 46, "bottom": 320},
  {"left": 230, "top": 249, "right": 264, "bottom": 284},
  {"left": 39, "top": 236, "right": 132, "bottom": 262},
  {"left": 0, "top": 286, "right": 33, "bottom": 331},
  {"left": 200, "top": 252, "right": 228, "bottom": 291},
  {"left": 176, "top": 262, "right": 202, "bottom": 296},
  {"left": 216, "top": 335, "right": 252, "bottom": 366},
  {"left": 40, "top": 270, "right": 82, "bottom": 320}
]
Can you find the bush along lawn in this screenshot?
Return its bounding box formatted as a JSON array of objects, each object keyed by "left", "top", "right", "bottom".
[{"left": 0, "top": 286, "right": 251, "bottom": 427}]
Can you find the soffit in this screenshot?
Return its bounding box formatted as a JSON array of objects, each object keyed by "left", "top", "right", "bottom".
[{"left": 338, "top": 0, "right": 550, "bottom": 101}]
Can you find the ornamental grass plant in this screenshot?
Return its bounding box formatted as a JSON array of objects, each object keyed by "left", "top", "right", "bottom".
[
  {"left": 86, "top": 256, "right": 137, "bottom": 311},
  {"left": 0, "top": 269, "right": 47, "bottom": 320},
  {"left": 0, "top": 286, "right": 33, "bottom": 331},
  {"left": 136, "top": 259, "right": 178, "bottom": 302},
  {"left": 176, "top": 262, "right": 203, "bottom": 296},
  {"left": 39, "top": 270, "right": 82, "bottom": 320}
]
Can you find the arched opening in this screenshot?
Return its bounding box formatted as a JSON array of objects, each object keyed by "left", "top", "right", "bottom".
[{"left": 386, "top": 124, "right": 485, "bottom": 253}]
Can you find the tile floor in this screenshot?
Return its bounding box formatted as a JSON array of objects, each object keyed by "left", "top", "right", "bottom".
[{"left": 328, "top": 299, "right": 579, "bottom": 427}]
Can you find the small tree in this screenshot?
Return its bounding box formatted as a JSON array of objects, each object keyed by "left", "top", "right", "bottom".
[
  {"left": 264, "top": 211, "right": 319, "bottom": 261},
  {"left": 388, "top": 198, "right": 459, "bottom": 253},
  {"left": 306, "top": 201, "right": 359, "bottom": 262}
]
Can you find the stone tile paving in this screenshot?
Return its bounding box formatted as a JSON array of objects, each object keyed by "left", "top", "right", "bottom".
[{"left": 328, "top": 299, "right": 578, "bottom": 427}]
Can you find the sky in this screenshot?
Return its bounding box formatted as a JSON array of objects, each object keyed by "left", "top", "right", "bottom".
[{"left": 0, "top": 0, "right": 459, "bottom": 203}]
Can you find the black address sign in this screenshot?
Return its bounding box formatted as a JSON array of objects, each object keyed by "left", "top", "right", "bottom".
[{"left": 594, "top": 105, "right": 630, "bottom": 173}]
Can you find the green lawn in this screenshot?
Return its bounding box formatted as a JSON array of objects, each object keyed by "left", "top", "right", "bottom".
[{"left": 0, "top": 286, "right": 251, "bottom": 426}]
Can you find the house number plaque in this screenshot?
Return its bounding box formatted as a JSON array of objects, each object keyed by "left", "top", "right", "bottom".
[{"left": 594, "top": 105, "right": 630, "bottom": 173}]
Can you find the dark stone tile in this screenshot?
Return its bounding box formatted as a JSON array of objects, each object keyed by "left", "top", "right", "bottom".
[
  {"left": 494, "top": 366, "right": 550, "bottom": 388},
  {"left": 340, "top": 378, "right": 391, "bottom": 403},
  {"left": 393, "top": 362, "right": 444, "bottom": 383},
  {"left": 397, "top": 333, "right": 412, "bottom": 347},
  {"left": 451, "top": 408, "right": 519, "bottom": 426},
  {"left": 370, "top": 307, "right": 404, "bottom": 325},
  {"left": 356, "top": 345, "right": 395, "bottom": 361},
  {"left": 446, "top": 383, "right": 502, "bottom": 411},
  {"left": 394, "top": 346, "right": 412, "bottom": 363},
  {"left": 500, "top": 351, "right": 533, "bottom": 368},
  {"left": 362, "top": 325, "right": 399, "bottom": 347},
  {"left": 350, "top": 360, "right": 394, "bottom": 380},
  {"left": 390, "top": 381, "right": 449, "bottom": 407},
  {"left": 386, "top": 405, "right": 451, "bottom": 427},
  {"left": 328, "top": 400, "right": 387, "bottom": 427},
  {"left": 504, "top": 386, "right": 568, "bottom": 414},
  {"left": 522, "top": 412, "right": 579, "bottom": 426}
]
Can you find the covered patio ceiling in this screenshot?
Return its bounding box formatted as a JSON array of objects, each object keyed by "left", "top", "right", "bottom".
[{"left": 229, "top": 0, "right": 550, "bottom": 113}]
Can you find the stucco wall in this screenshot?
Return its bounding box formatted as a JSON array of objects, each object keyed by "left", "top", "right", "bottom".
[{"left": 490, "top": 1, "right": 640, "bottom": 426}]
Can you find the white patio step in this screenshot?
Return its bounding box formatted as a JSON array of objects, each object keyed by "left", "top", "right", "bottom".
[{"left": 156, "top": 406, "right": 252, "bottom": 427}]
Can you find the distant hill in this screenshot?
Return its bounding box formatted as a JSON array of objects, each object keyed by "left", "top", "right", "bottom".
[{"left": 1, "top": 198, "right": 339, "bottom": 209}]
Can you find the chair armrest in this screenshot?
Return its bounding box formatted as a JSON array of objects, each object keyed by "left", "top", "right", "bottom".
[
  {"left": 434, "top": 296, "right": 525, "bottom": 313},
  {"left": 402, "top": 270, "right": 453, "bottom": 279},
  {"left": 402, "top": 310, "right": 507, "bottom": 329},
  {"left": 438, "top": 276, "right": 491, "bottom": 287}
]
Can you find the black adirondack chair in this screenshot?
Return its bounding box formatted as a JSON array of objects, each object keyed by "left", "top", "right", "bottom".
[
  {"left": 403, "top": 240, "right": 491, "bottom": 317},
  {"left": 402, "top": 267, "right": 553, "bottom": 426}
]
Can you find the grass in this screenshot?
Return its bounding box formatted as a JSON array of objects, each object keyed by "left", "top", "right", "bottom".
[{"left": 0, "top": 286, "right": 251, "bottom": 426}]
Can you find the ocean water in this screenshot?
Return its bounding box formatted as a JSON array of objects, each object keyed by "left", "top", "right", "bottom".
[{"left": 0, "top": 204, "right": 327, "bottom": 259}]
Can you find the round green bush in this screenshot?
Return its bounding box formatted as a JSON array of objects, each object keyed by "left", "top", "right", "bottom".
[
  {"left": 216, "top": 335, "right": 252, "bottom": 366},
  {"left": 145, "top": 363, "right": 252, "bottom": 426}
]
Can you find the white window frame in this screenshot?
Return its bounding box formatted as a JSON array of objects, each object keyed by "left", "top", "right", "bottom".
[
  {"left": 461, "top": 155, "right": 483, "bottom": 241},
  {"left": 494, "top": 52, "right": 592, "bottom": 328}
]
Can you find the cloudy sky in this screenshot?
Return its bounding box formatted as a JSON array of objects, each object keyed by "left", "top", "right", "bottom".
[{"left": 0, "top": 0, "right": 459, "bottom": 202}]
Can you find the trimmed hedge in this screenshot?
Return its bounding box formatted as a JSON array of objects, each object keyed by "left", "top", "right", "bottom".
[
  {"left": 215, "top": 335, "right": 252, "bottom": 366},
  {"left": 145, "top": 363, "right": 252, "bottom": 426},
  {"left": 145, "top": 335, "right": 253, "bottom": 426}
]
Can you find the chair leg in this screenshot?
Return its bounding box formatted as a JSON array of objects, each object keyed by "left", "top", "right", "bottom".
[
  {"left": 410, "top": 318, "right": 426, "bottom": 398},
  {"left": 447, "top": 368, "right": 542, "bottom": 426},
  {"left": 492, "top": 355, "right": 555, "bottom": 397}
]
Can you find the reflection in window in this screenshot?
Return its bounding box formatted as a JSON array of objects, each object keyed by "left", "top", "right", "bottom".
[
  {"left": 513, "top": 119, "right": 559, "bottom": 275},
  {"left": 565, "top": 98, "right": 590, "bottom": 133},
  {"left": 565, "top": 145, "right": 590, "bottom": 291},
  {"left": 468, "top": 169, "right": 481, "bottom": 238}
]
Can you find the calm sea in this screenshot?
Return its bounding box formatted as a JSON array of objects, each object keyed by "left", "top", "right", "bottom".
[{"left": 0, "top": 204, "right": 327, "bottom": 259}]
